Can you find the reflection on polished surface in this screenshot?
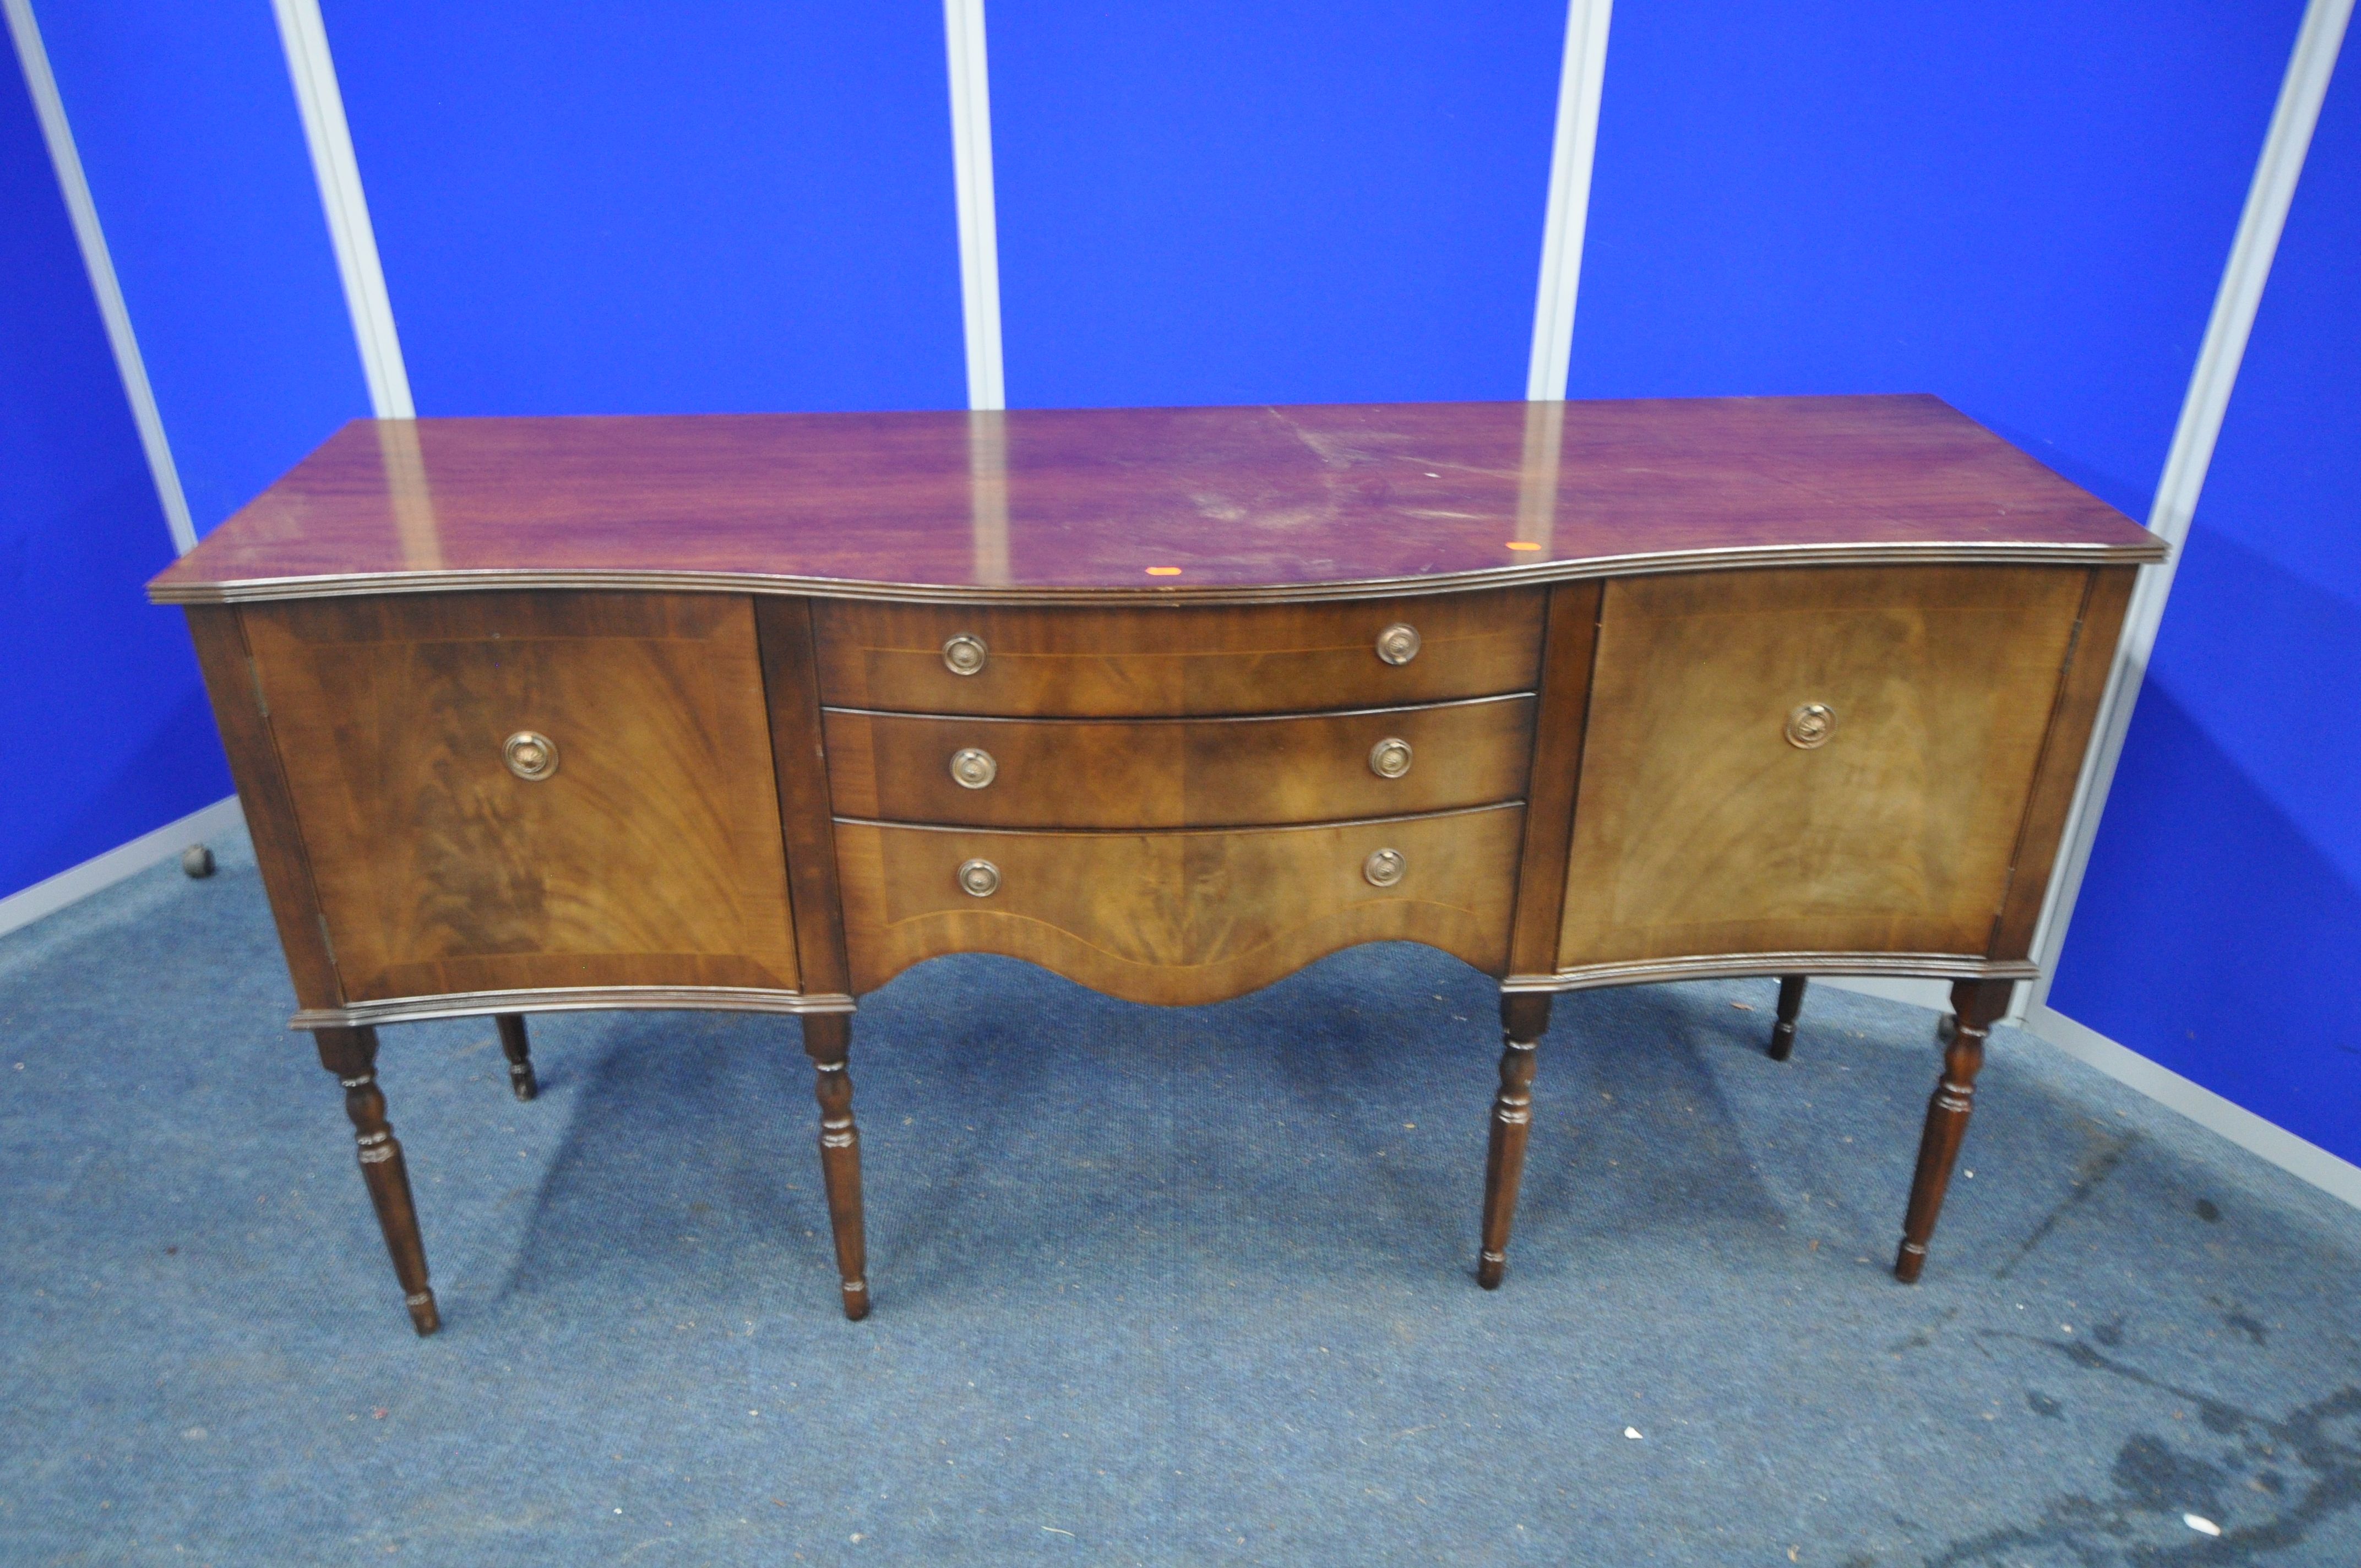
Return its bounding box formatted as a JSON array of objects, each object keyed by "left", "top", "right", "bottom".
[
  {"left": 151, "top": 396, "right": 2162, "bottom": 603},
  {"left": 376, "top": 418, "right": 443, "bottom": 571}
]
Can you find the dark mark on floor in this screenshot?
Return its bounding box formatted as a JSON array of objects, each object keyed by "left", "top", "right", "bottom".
[
  {"left": 2196, "top": 1197, "right": 2222, "bottom": 1223},
  {"left": 2209, "top": 1296, "right": 2268, "bottom": 1348},
  {"left": 2028, "top": 1390, "right": 2064, "bottom": 1419},
  {"left": 1993, "top": 1133, "right": 2133, "bottom": 1282},
  {"left": 1886, "top": 1304, "right": 1961, "bottom": 1355},
  {"left": 1925, "top": 1333, "right": 2361, "bottom": 1564}
]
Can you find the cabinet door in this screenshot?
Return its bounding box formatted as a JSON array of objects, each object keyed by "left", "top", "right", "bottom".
[
  {"left": 244, "top": 592, "right": 797, "bottom": 1001},
  {"left": 1557, "top": 566, "right": 2089, "bottom": 970}
]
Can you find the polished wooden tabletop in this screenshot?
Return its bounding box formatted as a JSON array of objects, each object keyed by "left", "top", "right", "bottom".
[{"left": 150, "top": 395, "right": 2163, "bottom": 605}]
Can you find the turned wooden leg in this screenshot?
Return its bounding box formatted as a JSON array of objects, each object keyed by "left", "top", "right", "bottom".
[
  {"left": 494, "top": 1014, "right": 538, "bottom": 1101},
  {"left": 1894, "top": 979, "right": 2012, "bottom": 1283},
  {"left": 1769, "top": 975, "right": 1808, "bottom": 1061},
  {"left": 801, "top": 1014, "right": 871, "bottom": 1320},
  {"left": 1478, "top": 993, "right": 1552, "bottom": 1289},
  {"left": 313, "top": 1026, "right": 439, "bottom": 1335}
]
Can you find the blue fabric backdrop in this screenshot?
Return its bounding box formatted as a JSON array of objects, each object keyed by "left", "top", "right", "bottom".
[{"left": 4, "top": 2, "right": 2349, "bottom": 1166}]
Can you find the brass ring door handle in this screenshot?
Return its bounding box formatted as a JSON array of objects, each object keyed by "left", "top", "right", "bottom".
[
  {"left": 950, "top": 747, "right": 998, "bottom": 788},
  {"left": 503, "top": 731, "right": 558, "bottom": 780},
  {"left": 957, "top": 858, "right": 1001, "bottom": 897},
  {"left": 942, "top": 634, "right": 988, "bottom": 676},
  {"left": 1368, "top": 737, "right": 1413, "bottom": 778},
  {"left": 1363, "top": 847, "right": 1406, "bottom": 887},
  {"left": 1785, "top": 703, "right": 1836, "bottom": 749},
  {"left": 1375, "top": 623, "right": 1421, "bottom": 665}
]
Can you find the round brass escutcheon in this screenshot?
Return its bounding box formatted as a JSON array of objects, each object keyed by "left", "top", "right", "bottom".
[
  {"left": 949, "top": 747, "right": 998, "bottom": 789},
  {"left": 956, "top": 858, "right": 1002, "bottom": 897},
  {"left": 1375, "top": 623, "right": 1422, "bottom": 666},
  {"left": 942, "top": 633, "right": 988, "bottom": 676},
  {"left": 1362, "top": 847, "right": 1407, "bottom": 888},
  {"left": 1784, "top": 702, "right": 1837, "bottom": 750},
  {"left": 503, "top": 730, "right": 558, "bottom": 781},
  {"left": 1368, "top": 737, "right": 1413, "bottom": 779}
]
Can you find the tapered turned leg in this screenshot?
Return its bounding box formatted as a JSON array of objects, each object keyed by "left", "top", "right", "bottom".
[
  {"left": 1769, "top": 975, "right": 1807, "bottom": 1060},
  {"left": 1894, "top": 979, "right": 2012, "bottom": 1283},
  {"left": 494, "top": 1014, "right": 538, "bottom": 1101},
  {"left": 313, "top": 1026, "right": 438, "bottom": 1335},
  {"left": 1478, "top": 993, "right": 1553, "bottom": 1289},
  {"left": 801, "top": 1014, "right": 871, "bottom": 1320}
]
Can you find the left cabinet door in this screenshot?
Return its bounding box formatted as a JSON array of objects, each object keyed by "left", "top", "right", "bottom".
[{"left": 243, "top": 592, "right": 798, "bottom": 1002}]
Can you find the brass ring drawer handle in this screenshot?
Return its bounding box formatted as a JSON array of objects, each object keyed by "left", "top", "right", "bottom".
[
  {"left": 1368, "top": 737, "right": 1413, "bottom": 779},
  {"left": 950, "top": 747, "right": 998, "bottom": 788},
  {"left": 957, "top": 858, "right": 1002, "bottom": 897},
  {"left": 1785, "top": 702, "right": 1836, "bottom": 749},
  {"left": 943, "top": 633, "right": 988, "bottom": 676},
  {"left": 1363, "top": 847, "right": 1406, "bottom": 888},
  {"left": 1375, "top": 623, "right": 1421, "bottom": 666},
  {"left": 503, "top": 731, "right": 558, "bottom": 781}
]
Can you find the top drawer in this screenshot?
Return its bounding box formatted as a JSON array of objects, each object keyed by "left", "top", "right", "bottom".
[{"left": 812, "top": 589, "right": 1546, "bottom": 717}]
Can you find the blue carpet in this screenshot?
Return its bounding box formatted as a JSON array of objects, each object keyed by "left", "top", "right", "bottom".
[{"left": 3, "top": 825, "right": 2358, "bottom": 1567}]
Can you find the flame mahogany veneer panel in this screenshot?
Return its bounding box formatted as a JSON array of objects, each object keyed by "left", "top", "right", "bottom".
[
  {"left": 834, "top": 807, "right": 1526, "bottom": 1006},
  {"left": 1557, "top": 565, "right": 2095, "bottom": 968},
  {"left": 241, "top": 591, "right": 798, "bottom": 1001}
]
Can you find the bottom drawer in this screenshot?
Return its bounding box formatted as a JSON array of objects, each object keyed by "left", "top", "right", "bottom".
[{"left": 836, "top": 805, "right": 1524, "bottom": 1005}]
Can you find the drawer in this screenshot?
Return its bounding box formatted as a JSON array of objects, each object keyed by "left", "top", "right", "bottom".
[
  {"left": 835, "top": 804, "right": 1523, "bottom": 1004},
  {"left": 242, "top": 591, "right": 799, "bottom": 1000},
  {"left": 823, "top": 694, "right": 1535, "bottom": 829},
  {"left": 812, "top": 589, "right": 1544, "bottom": 717}
]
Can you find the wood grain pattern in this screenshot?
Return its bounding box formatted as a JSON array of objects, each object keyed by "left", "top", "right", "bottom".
[
  {"left": 149, "top": 398, "right": 2164, "bottom": 607},
  {"left": 1504, "top": 582, "right": 1602, "bottom": 976},
  {"left": 1557, "top": 565, "right": 2090, "bottom": 970},
  {"left": 813, "top": 592, "right": 1545, "bottom": 717},
  {"left": 835, "top": 806, "right": 1524, "bottom": 1004},
  {"left": 822, "top": 694, "right": 1533, "bottom": 830},
  {"left": 1986, "top": 567, "right": 2138, "bottom": 959},
  {"left": 183, "top": 607, "right": 345, "bottom": 1009},
  {"left": 755, "top": 597, "right": 853, "bottom": 994},
  {"left": 242, "top": 591, "right": 798, "bottom": 1001}
]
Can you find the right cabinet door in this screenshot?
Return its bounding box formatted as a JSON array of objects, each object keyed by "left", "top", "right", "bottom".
[{"left": 1558, "top": 565, "right": 2095, "bottom": 970}]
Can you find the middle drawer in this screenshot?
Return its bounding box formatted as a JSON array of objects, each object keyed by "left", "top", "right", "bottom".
[{"left": 823, "top": 693, "right": 1535, "bottom": 830}]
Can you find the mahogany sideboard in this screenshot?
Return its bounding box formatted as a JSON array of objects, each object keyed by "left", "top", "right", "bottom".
[{"left": 149, "top": 395, "right": 2165, "bottom": 1336}]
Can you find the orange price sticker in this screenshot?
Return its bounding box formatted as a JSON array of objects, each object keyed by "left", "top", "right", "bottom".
[
  {"left": 1504, "top": 541, "right": 1543, "bottom": 552},
  {"left": 1145, "top": 566, "right": 1183, "bottom": 576}
]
